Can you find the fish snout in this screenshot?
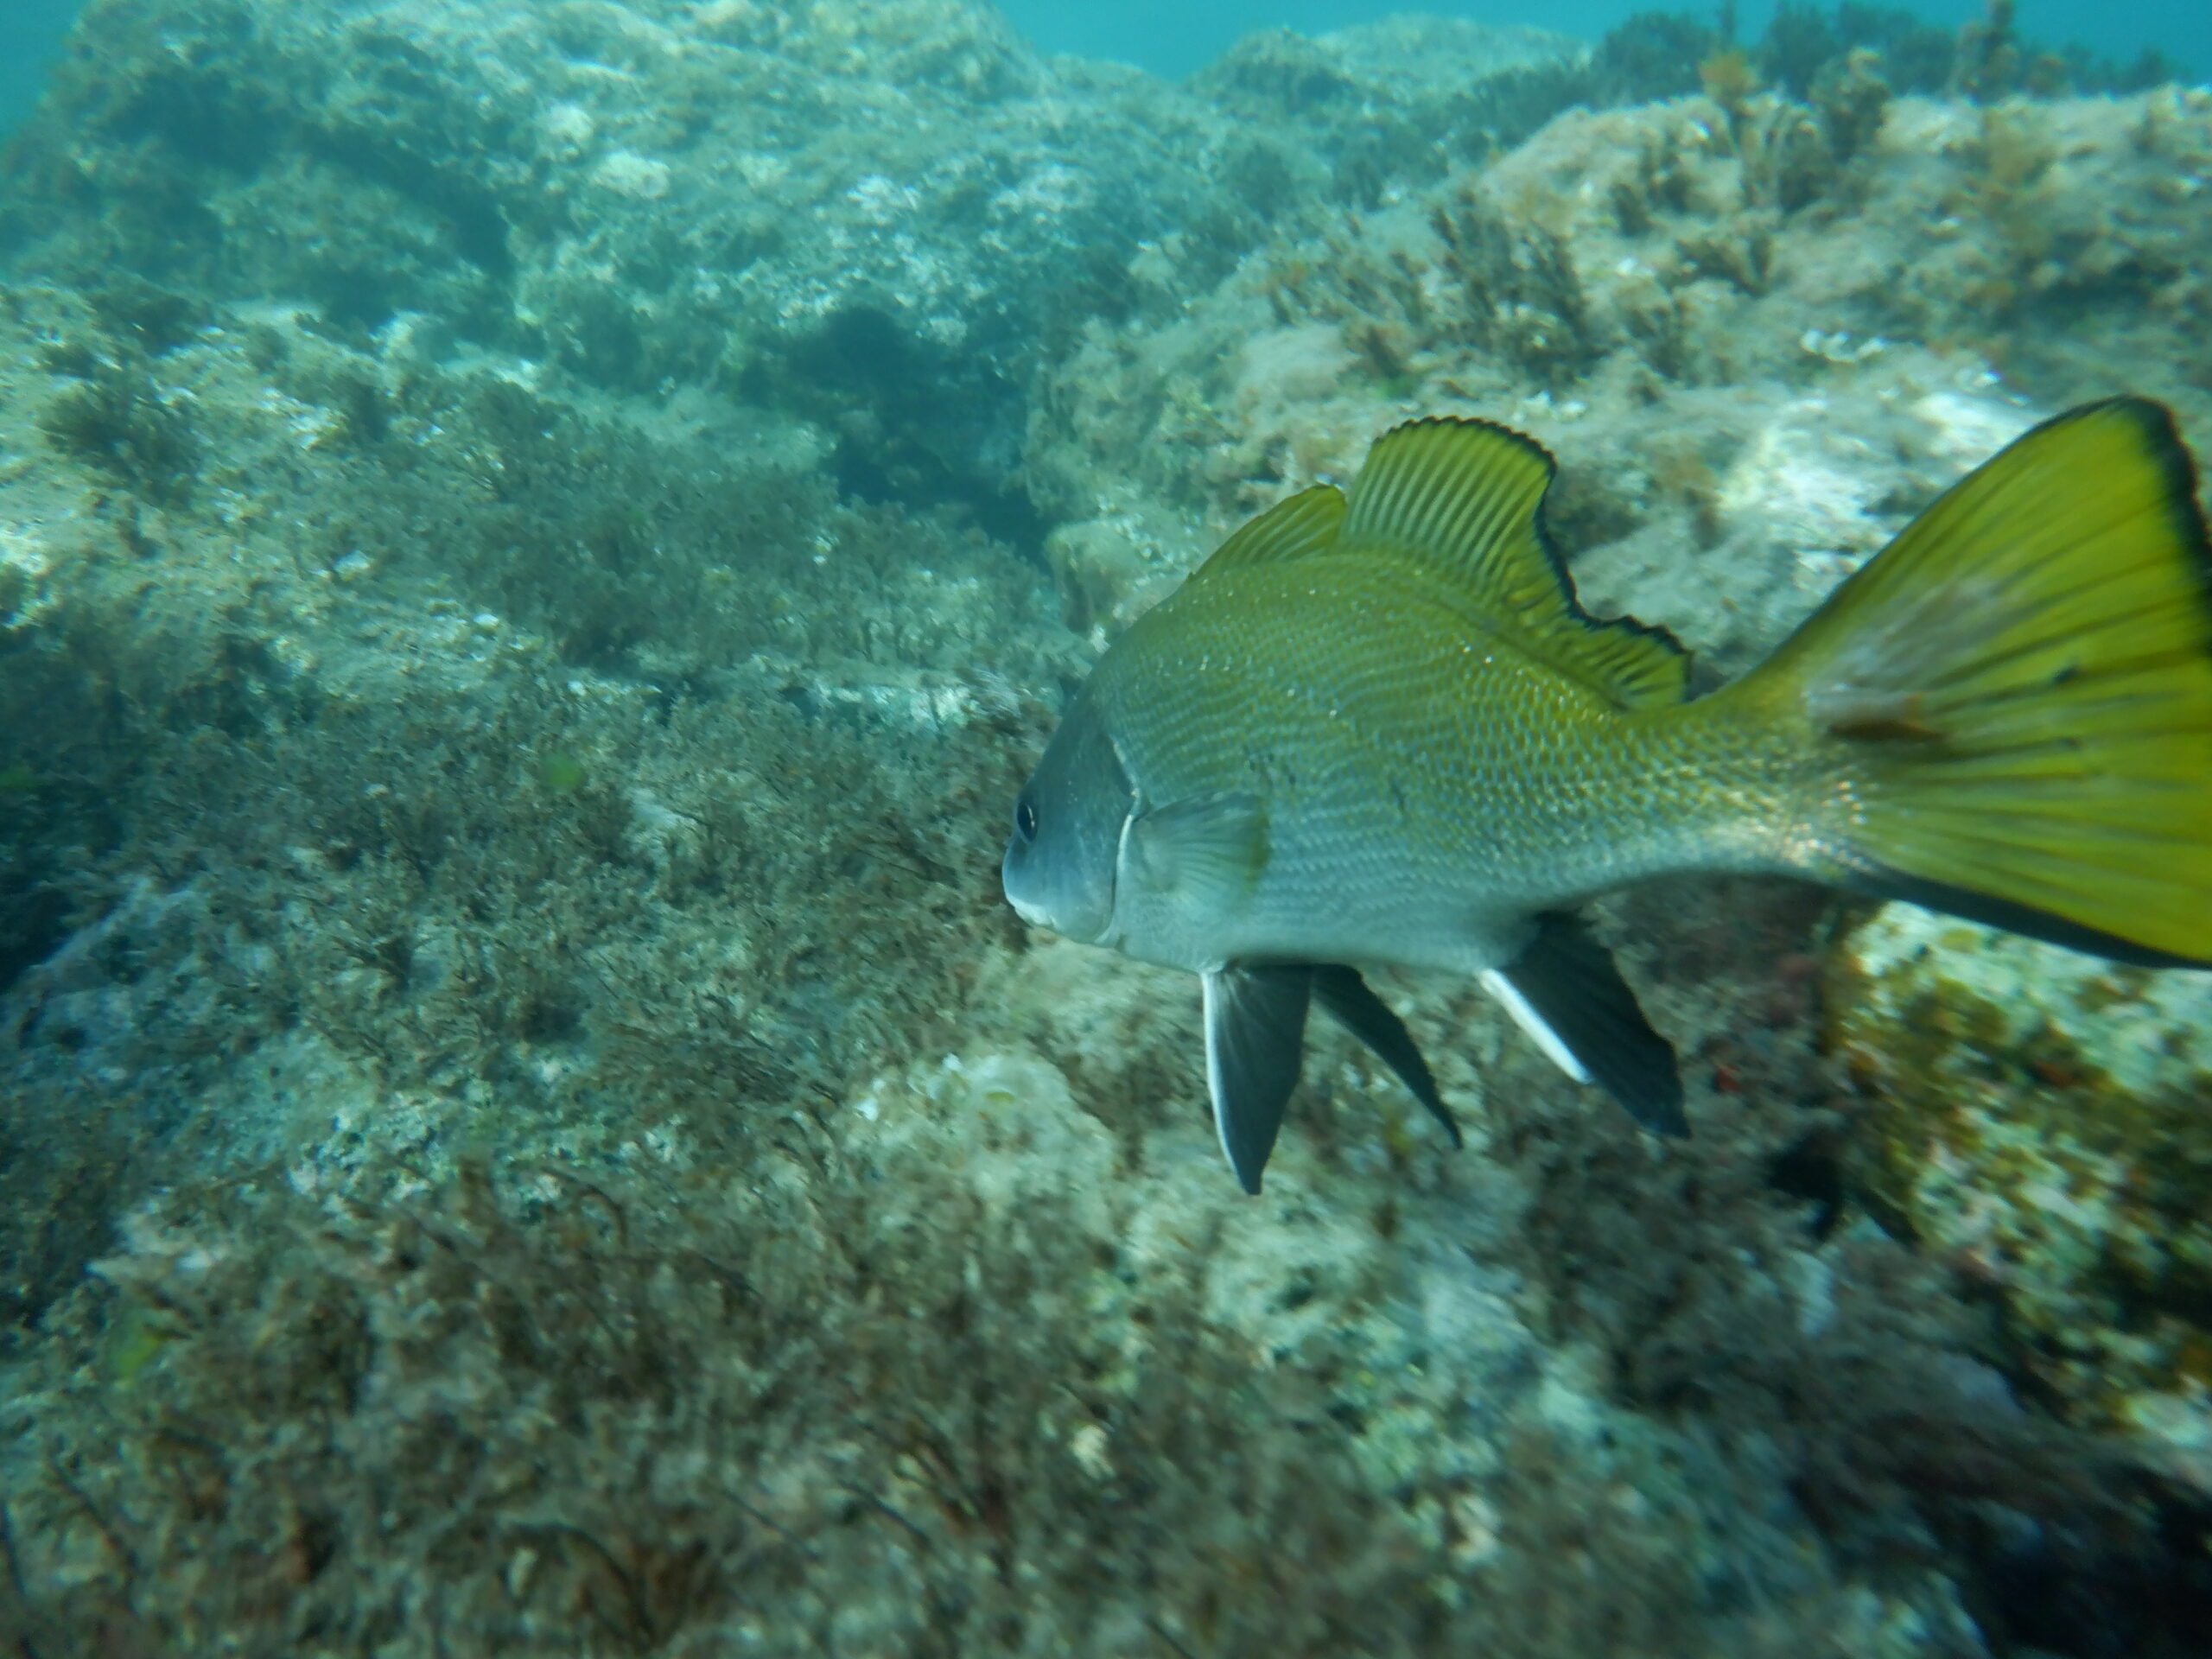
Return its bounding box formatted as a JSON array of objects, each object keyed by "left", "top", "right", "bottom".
[
  {"left": 1000, "top": 842, "right": 1054, "bottom": 930},
  {"left": 1003, "top": 881, "right": 1053, "bottom": 931}
]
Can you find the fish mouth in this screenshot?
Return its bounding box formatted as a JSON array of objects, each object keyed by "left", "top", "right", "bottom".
[{"left": 1000, "top": 845, "right": 1056, "bottom": 930}]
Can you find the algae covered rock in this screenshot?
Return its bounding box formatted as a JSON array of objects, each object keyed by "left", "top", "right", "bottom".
[
  {"left": 1827, "top": 903, "right": 2212, "bottom": 1487},
  {"left": 0, "top": 0, "right": 1234, "bottom": 526},
  {"left": 7, "top": 2, "right": 2212, "bottom": 1649},
  {"left": 1027, "top": 83, "right": 2212, "bottom": 669},
  {"left": 1186, "top": 15, "right": 1584, "bottom": 207}
]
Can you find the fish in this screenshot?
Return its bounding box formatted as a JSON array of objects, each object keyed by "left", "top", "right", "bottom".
[{"left": 1000, "top": 397, "right": 2212, "bottom": 1193}]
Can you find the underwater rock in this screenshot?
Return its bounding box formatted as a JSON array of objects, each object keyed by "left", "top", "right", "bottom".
[
  {"left": 1828, "top": 904, "right": 2212, "bottom": 1491},
  {"left": 0, "top": 0, "right": 1174, "bottom": 527},
  {"left": 1187, "top": 16, "right": 1583, "bottom": 207},
  {"left": 0, "top": 0, "right": 1587, "bottom": 545},
  {"left": 0, "top": 1036, "right": 1986, "bottom": 1656},
  {"left": 0, "top": 250, "right": 1070, "bottom": 1341},
  {"left": 1029, "top": 85, "right": 2212, "bottom": 661},
  {"left": 5, "top": 6, "right": 2212, "bottom": 1650}
]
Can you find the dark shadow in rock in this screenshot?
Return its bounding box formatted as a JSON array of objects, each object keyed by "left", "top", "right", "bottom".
[{"left": 773, "top": 305, "right": 1048, "bottom": 554}]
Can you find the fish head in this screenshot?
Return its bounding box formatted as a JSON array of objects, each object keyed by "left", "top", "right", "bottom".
[{"left": 1001, "top": 694, "right": 1132, "bottom": 946}]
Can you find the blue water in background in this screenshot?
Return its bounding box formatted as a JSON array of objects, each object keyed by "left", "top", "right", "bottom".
[
  {"left": 1006, "top": 2, "right": 2209, "bottom": 80},
  {"left": 1, "top": 0, "right": 2206, "bottom": 136},
  {"left": 0, "top": 0, "right": 77, "bottom": 134}
]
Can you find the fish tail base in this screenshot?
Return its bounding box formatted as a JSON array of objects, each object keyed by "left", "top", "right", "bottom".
[{"left": 1746, "top": 397, "right": 2212, "bottom": 967}]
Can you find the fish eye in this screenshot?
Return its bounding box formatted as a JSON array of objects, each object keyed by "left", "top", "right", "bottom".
[{"left": 1014, "top": 798, "right": 1039, "bottom": 842}]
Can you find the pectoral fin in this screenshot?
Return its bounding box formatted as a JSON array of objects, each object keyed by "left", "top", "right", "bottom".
[
  {"left": 1202, "top": 965, "right": 1313, "bottom": 1194},
  {"left": 1312, "top": 966, "right": 1462, "bottom": 1148},
  {"left": 1483, "top": 912, "right": 1687, "bottom": 1137},
  {"left": 1125, "top": 793, "right": 1268, "bottom": 912}
]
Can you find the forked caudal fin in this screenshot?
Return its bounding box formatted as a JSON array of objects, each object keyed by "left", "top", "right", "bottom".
[{"left": 1736, "top": 397, "right": 2212, "bottom": 968}]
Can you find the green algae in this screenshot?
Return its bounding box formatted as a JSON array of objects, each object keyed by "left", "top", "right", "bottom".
[
  {"left": 534, "top": 752, "right": 589, "bottom": 792},
  {"left": 1829, "top": 904, "right": 2212, "bottom": 1462},
  {"left": 3, "top": 3, "right": 2210, "bottom": 1652}
]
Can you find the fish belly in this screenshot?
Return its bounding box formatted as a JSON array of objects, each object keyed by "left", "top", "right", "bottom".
[{"left": 1218, "top": 799, "right": 1555, "bottom": 976}]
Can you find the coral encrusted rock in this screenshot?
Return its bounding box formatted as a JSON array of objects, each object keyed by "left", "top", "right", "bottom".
[{"left": 1828, "top": 903, "right": 2212, "bottom": 1491}]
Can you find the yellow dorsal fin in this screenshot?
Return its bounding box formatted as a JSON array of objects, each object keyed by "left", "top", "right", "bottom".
[
  {"left": 1192, "top": 483, "right": 1347, "bottom": 579},
  {"left": 1342, "top": 417, "right": 1689, "bottom": 709}
]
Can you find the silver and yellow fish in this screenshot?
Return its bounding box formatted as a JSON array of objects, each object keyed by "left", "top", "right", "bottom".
[{"left": 1001, "top": 399, "right": 2212, "bottom": 1192}]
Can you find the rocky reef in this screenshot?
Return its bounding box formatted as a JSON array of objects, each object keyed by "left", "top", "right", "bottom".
[
  {"left": 1829, "top": 906, "right": 2212, "bottom": 1491},
  {"left": 0, "top": 0, "right": 1587, "bottom": 543},
  {"left": 1031, "top": 80, "right": 2212, "bottom": 651},
  {"left": 2, "top": 2, "right": 2211, "bottom": 1655}
]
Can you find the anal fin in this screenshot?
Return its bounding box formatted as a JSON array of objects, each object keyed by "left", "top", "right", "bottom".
[{"left": 1485, "top": 912, "right": 1687, "bottom": 1137}]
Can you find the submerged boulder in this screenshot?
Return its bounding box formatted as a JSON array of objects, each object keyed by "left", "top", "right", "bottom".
[
  {"left": 0, "top": 0, "right": 1588, "bottom": 542},
  {"left": 1828, "top": 903, "right": 2212, "bottom": 1491}
]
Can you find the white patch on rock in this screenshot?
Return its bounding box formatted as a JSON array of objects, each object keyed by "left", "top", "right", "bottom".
[
  {"left": 846, "top": 173, "right": 921, "bottom": 224},
  {"left": 851, "top": 1048, "right": 1118, "bottom": 1239},
  {"left": 592, "top": 150, "right": 673, "bottom": 200},
  {"left": 1716, "top": 397, "right": 1889, "bottom": 568},
  {"left": 537, "top": 101, "right": 597, "bottom": 156},
  {"left": 1910, "top": 389, "right": 2033, "bottom": 467},
  {"left": 1236, "top": 324, "right": 1357, "bottom": 410}
]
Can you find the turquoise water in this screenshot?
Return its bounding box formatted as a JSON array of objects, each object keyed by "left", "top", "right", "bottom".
[
  {"left": 0, "top": 2, "right": 74, "bottom": 132},
  {"left": 1002, "top": 1, "right": 2209, "bottom": 80},
  {"left": 3, "top": 0, "right": 2207, "bottom": 132}
]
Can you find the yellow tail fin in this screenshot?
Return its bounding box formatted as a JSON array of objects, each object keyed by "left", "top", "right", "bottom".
[{"left": 1744, "top": 397, "right": 2212, "bottom": 968}]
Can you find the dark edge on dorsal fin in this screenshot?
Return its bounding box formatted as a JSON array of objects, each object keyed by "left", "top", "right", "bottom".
[
  {"left": 1341, "top": 416, "right": 1691, "bottom": 709},
  {"left": 1202, "top": 965, "right": 1314, "bottom": 1194},
  {"left": 1495, "top": 912, "right": 1687, "bottom": 1136},
  {"left": 1313, "top": 965, "right": 1462, "bottom": 1148}
]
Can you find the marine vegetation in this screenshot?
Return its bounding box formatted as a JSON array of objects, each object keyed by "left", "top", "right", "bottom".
[{"left": 3, "top": 0, "right": 2212, "bottom": 1655}]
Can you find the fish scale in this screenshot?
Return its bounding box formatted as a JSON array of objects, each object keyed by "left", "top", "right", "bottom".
[{"left": 1092, "top": 554, "right": 1744, "bottom": 953}]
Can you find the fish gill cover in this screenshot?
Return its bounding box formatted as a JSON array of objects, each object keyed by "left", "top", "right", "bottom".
[{"left": 0, "top": 1, "right": 2209, "bottom": 1655}]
